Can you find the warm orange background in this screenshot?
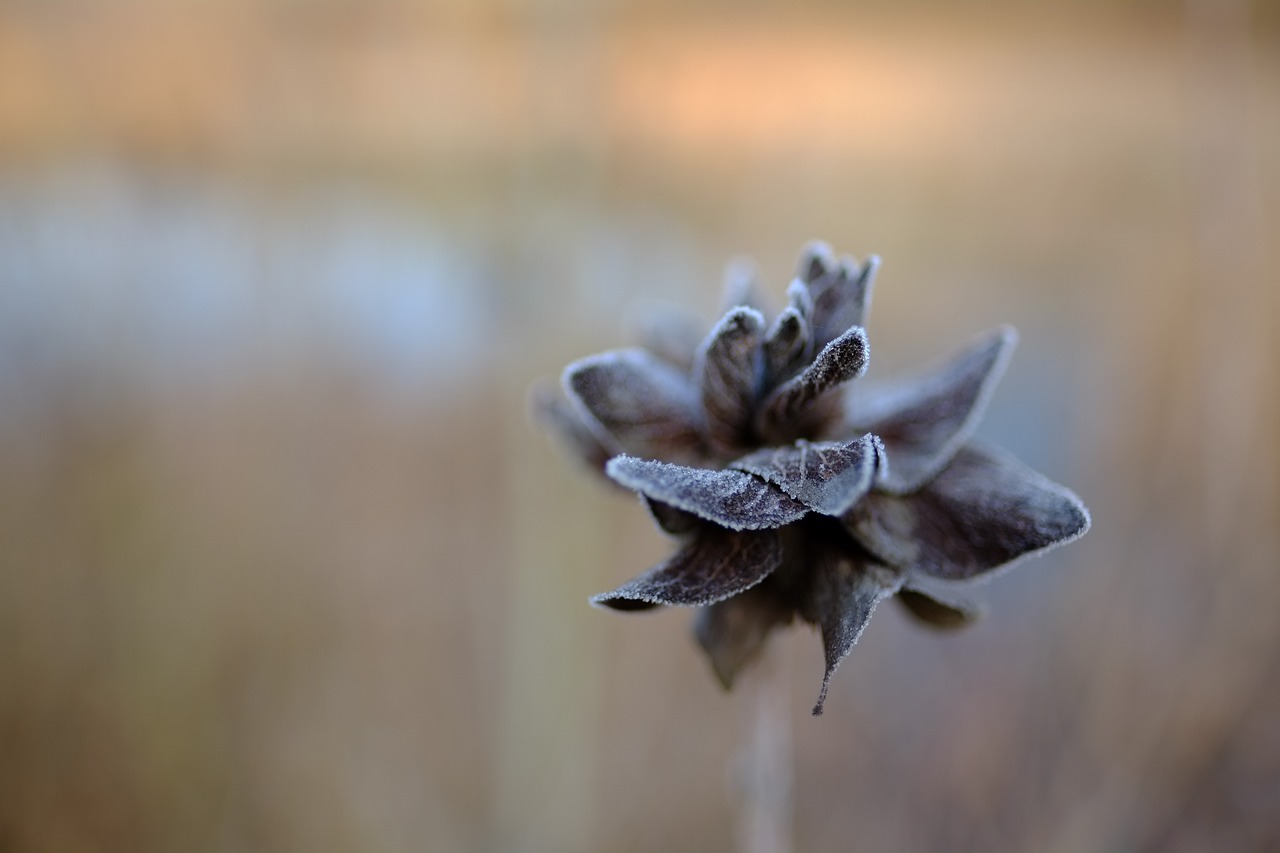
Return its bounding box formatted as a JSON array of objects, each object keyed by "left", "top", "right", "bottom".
[{"left": 1, "top": 1, "right": 1277, "bottom": 850}]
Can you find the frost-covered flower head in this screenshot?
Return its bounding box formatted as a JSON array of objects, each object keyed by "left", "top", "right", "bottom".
[{"left": 536, "top": 243, "right": 1090, "bottom": 715}]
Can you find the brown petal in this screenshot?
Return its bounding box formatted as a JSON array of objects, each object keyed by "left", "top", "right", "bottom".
[
  {"left": 606, "top": 456, "right": 809, "bottom": 531},
  {"left": 592, "top": 528, "right": 783, "bottom": 609},
  {"left": 758, "top": 326, "right": 869, "bottom": 441},
  {"left": 799, "top": 552, "right": 901, "bottom": 716},
  {"left": 693, "top": 585, "right": 794, "bottom": 688},
  {"left": 695, "top": 307, "right": 766, "bottom": 454},
  {"left": 730, "top": 434, "right": 882, "bottom": 517},
  {"left": 895, "top": 587, "right": 982, "bottom": 629},
  {"left": 843, "top": 443, "right": 1091, "bottom": 581},
  {"left": 850, "top": 326, "right": 1017, "bottom": 494},
  {"left": 563, "top": 348, "right": 704, "bottom": 461}
]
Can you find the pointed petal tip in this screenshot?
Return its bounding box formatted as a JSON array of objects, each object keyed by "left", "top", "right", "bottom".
[{"left": 811, "top": 680, "right": 830, "bottom": 716}]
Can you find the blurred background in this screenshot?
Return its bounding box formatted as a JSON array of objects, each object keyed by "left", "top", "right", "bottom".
[{"left": 1, "top": 0, "right": 1277, "bottom": 850}]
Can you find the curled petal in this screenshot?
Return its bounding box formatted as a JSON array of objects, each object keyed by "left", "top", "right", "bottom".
[
  {"left": 694, "top": 584, "right": 794, "bottom": 689},
  {"left": 810, "top": 255, "right": 879, "bottom": 350},
  {"left": 758, "top": 326, "right": 869, "bottom": 440},
  {"left": 799, "top": 552, "right": 902, "bottom": 716},
  {"left": 844, "top": 444, "right": 1092, "bottom": 581},
  {"left": 606, "top": 456, "right": 809, "bottom": 531},
  {"left": 592, "top": 528, "right": 783, "bottom": 610},
  {"left": 696, "top": 307, "right": 766, "bottom": 453},
  {"left": 730, "top": 434, "right": 882, "bottom": 517},
  {"left": 895, "top": 587, "right": 982, "bottom": 629},
  {"left": 529, "top": 382, "right": 613, "bottom": 474},
  {"left": 851, "top": 326, "right": 1017, "bottom": 494},
  {"left": 563, "top": 348, "right": 704, "bottom": 461}
]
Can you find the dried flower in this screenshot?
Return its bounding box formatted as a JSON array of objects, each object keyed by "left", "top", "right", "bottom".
[{"left": 535, "top": 243, "right": 1090, "bottom": 715}]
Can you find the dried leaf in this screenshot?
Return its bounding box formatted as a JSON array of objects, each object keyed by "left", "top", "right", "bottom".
[
  {"left": 592, "top": 528, "right": 783, "bottom": 609},
  {"left": 844, "top": 443, "right": 1092, "bottom": 581},
  {"left": 694, "top": 584, "right": 794, "bottom": 688},
  {"left": 730, "top": 434, "right": 882, "bottom": 517},
  {"left": 895, "top": 587, "right": 982, "bottom": 629},
  {"left": 695, "top": 307, "right": 766, "bottom": 453},
  {"left": 563, "top": 348, "right": 704, "bottom": 461},
  {"left": 850, "top": 326, "right": 1016, "bottom": 494},
  {"left": 758, "top": 326, "right": 869, "bottom": 439},
  {"left": 606, "top": 456, "right": 809, "bottom": 531},
  {"left": 799, "top": 553, "right": 901, "bottom": 715}
]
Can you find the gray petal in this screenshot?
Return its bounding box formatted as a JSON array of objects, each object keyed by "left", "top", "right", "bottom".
[
  {"left": 694, "top": 585, "right": 794, "bottom": 689},
  {"left": 758, "top": 326, "right": 869, "bottom": 440},
  {"left": 844, "top": 443, "right": 1092, "bottom": 581},
  {"left": 850, "top": 326, "right": 1017, "bottom": 494},
  {"left": 606, "top": 456, "right": 809, "bottom": 531},
  {"left": 810, "top": 255, "right": 879, "bottom": 350},
  {"left": 730, "top": 434, "right": 882, "bottom": 517},
  {"left": 695, "top": 307, "right": 766, "bottom": 454},
  {"left": 895, "top": 587, "right": 982, "bottom": 629},
  {"left": 762, "top": 281, "right": 815, "bottom": 385},
  {"left": 530, "top": 382, "right": 613, "bottom": 474},
  {"left": 592, "top": 528, "right": 783, "bottom": 609},
  {"left": 563, "top": 348, "right": 704, "bottom": 461},
  {"left": 799, "top": 553, "right": 901, "bottom": 716}
]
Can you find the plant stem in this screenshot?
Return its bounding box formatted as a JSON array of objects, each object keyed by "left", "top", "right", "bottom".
[{"left": 735, "top": 648, "right": 794, "bottom": 853}]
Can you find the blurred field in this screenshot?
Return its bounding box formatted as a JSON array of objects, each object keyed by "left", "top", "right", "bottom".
[{"left": 1, "top": 1, "right": 1278, "bottom": 851}]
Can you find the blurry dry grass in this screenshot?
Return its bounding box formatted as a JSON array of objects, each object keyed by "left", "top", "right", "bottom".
[{"left": 1, "top": 1, "right": 1279, "bottom": 851}]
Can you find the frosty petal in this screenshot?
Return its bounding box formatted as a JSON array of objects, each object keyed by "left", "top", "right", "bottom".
[
  {"left": 810, "top": 255, "right": 879, "bottom": 350},
  {"left": 529, "top": 382, "right": 613, "bottom": 473},
  {"left": 758, "top": 326, "right": 869, "bottom": 439},
  {"left": 592, "top": 528, "right": 783, "bottom": 609},
  {"left": 799, "top": 554, "right": 901, "bottom": 715},
  {"left": 762, "top": 281, "right": 814, "bottom": 385},
  {"left": 563, "top": 348, "right": 704, "bottom": 461},
  {"left": 895, "top": 587, "right": 982, "bottom": 629},
  {"left": 694, "top": 585, "right": 794, "bottom": 688},
  {"left": 606, "top": 456, "right": 809, "bottom": 531},
  {"left": 851, "top": 326, "right": 1017, "bottom": 494},
  {"left": 695, "top": 307, "right": 766, "bottom": 453},
  {"left": 730, "top": 434, "right": 882, "bottom": 517},
  {"left": 844, "top": 444, "right": 1092, "bottom": 581}
]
